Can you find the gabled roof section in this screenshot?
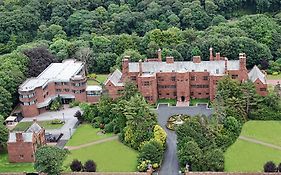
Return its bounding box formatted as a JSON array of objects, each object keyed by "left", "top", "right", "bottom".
[
  {"left": 104, "top": 69, "right": 124, "bottom": 86},
  {"left": 26, "top": 122, "right": 42, "bottom": 134},
  {"left": 248, "top": 65, "right": 266, "bottom": 84}
]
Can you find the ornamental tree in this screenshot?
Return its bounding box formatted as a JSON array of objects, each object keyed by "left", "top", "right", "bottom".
[{"left": 34, "top": 146, "right": 68, "bottom": 175}]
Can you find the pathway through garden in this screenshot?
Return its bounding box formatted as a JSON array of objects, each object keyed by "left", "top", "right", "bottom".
[
  {"left": 239, "top": 136, "right": 281, "bottom": 150},
  {"left": 66, "top": 136, "right": 118, "bottom": 150}
]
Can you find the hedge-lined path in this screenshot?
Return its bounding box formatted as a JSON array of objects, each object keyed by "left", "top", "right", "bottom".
[
  {"left": 239, "top": 136, "right": 281, "bottom": 151},
  {"left": 66, "top": 136, "right": 118, "bottom": 150}
]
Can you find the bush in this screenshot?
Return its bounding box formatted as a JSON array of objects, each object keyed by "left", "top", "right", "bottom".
[
  {"left": 50, "top": 97, "right": 62, "bottom": 111},
  {"left": 137, "top": 160, "right": 151, "bottom": 172},
  {"left": 138, "top": 139, "right": 164, "bottom": 167},
  {"left": 74, "top": 111, "right": 82, "bottom": 121},
  {"left": 264, "top": 161, "right": 276, "bottom": 172},
  {"left": 278, "top": 163, "right": 281, "bottom": 172},
  {"left": 153, "top": 125, "right": 167, "bottom": 147},
  {"left": 272, "top": 72, "right": 279, "bottom": 75},
  {"left": 69, "top": 101, "right": 80, "bottom": 108},
  {"left": 84, "top": 160, "right": 97, "bottom": 172},
  {"left": 51, "top": 119, "right": 63, "bottom": 124},
  {"left": 104, "top": 122, "right": 114, "bottom": 133},
  {"left": 70, "top": 159, "right": 83, "bottom": 172}
]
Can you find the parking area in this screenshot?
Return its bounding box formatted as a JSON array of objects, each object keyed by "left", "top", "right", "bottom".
[
  {"left": 155, "top": 104, "right": 213, "bottom": 175},
  {"left": 20, "top": 106, "right": 81, "bottom": 141}
]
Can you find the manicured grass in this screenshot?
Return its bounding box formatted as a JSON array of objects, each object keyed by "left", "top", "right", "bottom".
[
  {"left": 267, "top": 74, "right": 281, "bottom": 80},
  {"left": 96, "top": 74, "right": 108, "bottom": 83},
  {"left": 66, "top": 124, "right": 114, "bottom": 146},
  {"left": 240, "top": 121, "right": 281, "bottom": 147},
  {"left": 189, "top": 98, "right": 210, "bottom": 106},
  {"left": 87, "top": 79, "right": 99, "bottom": 85},
  {"left": 157, "top": 99, "right": 177, "bottom": 106},
  {"left": 13, "top": 121, "right": 64, "bottom": 131},
  {"left": 224, "top": 139, "right": 281, "bottom": 172},
  {"left": 87, "top": 74, "right": 108, "bottom": 85},
  {"left": 0, "top": 152, "right": 34, "bottom": 173},
  {"left": 64, "top": 140, "right": 138, "bottom": 172}
]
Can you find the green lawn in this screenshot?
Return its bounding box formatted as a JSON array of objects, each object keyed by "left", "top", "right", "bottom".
[
  {"left": 64, "top": 140, "right": 138, "bottom": 172},
  {"left": 13, "top": 121, "right": 64, "bottom": 131},
  {"left": 267, "top": 74, "right": 281, "bottom": 80},
  {"left": 0, "top": 152, "right": 34, "bottom": 173},
  {"left": 224, "top": 139, "right": 281, "bottom": 172},
  {"left": 66, "top": 124, "right": 114, "bottom": 146},
  {"left": 189, "top": 98, "right": 210, "bottom": 106},
  {"left": 240, "top": 121, "right": 281, "bottom": 147},
  {"left": 157, "top": 99, "right": 177, "bottom": 106},
  {"left": 96, "top": 74, "right": 108, "bottom": 83},
  {"left": 87, "top": 74, "right": 108, "bottom": 85}
]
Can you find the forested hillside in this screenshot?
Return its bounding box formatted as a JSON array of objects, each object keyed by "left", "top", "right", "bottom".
[{"left": 1, "top": 0, "right": 281, "bottom": 118}]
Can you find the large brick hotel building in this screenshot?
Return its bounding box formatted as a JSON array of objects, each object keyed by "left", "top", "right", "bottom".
[
  {"left": 105, "top": 48, "right": 268, "bottom": 103},
  {"left": 19, "top": 59, "right": 102, "bottom": 117}
]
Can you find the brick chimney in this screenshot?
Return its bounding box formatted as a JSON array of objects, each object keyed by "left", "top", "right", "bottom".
[
  {"left": 216, "top": 53, "right": 220, "bottom": 61},
  {"left": 166, "top": 56, "right": 174, "bottom": 64},
  {"left": 209, "top": 48, "right": 214, "bottom": 61},
  {"left": 139, "top": 59, "right": 142, "bottom": 75},
  {"left": 193, "top": 56, "right": 201, "bottom": 63},
  {"left": 157, "top": 49, "right": 162, "bottom": 62},
  {"left": 239, "top": 53, "right": 247, "bottom": 70},
  {"left": 121, "top": 56, "right": 130, "bottom": 81},
  {"left": 16, "top": 132, "right": 23, "bottom": 142}
]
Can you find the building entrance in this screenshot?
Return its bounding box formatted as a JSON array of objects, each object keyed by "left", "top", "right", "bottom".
[{"left": 181, "top": 96, "right": 185, "bottom": 102}]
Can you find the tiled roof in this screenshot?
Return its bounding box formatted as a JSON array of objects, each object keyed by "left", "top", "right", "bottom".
[
  {"left": 248, "top": 65, "right": 266, "bottom": 84},
  {"left": 128, "top": 60, "right": 240, "bottom": 75},
  {"left": 26, "top": 122, "right": 42, "bottom": 134},
  {"left": 104, "top": 69, "right": 124, "bottom": 86}
]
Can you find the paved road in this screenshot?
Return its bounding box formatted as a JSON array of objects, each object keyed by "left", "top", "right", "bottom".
[
  {"left": 239, "top": 136, "right": 281, "bottom": 151},
  {"left": 21, "top": 106, "right": 80, "bottom": 140},
  {"left": 155, "top": 104, "right": 213, "bottom": 175}
]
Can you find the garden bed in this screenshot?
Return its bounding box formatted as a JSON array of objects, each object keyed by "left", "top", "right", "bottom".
[
  {"left": 13, "top": 120, "right": 64, "bottom": 131},
  {"left": 166, "top": 114, "right": 190, "bottom": 130}
]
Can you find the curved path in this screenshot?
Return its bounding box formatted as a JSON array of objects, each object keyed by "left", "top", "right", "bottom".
[
  {"left": 66, "top": 136, "right": 118, "bottom": 150},
  {"left": 155, "top": 104, "right": 213, "bottom": 175},
  {"left": 239, "top": 136, "right": 281, "bottom": 150}
]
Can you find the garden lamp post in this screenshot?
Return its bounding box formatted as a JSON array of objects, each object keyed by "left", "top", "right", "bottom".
[
  {"left": 62, "top": 112, "right": 65, "bottom": 122},
  {"left": 69, "top": 128, "right": 72, "bottom": 138},
  {"left": 185, "top": 163, "right": 189, "bottom": 173}
]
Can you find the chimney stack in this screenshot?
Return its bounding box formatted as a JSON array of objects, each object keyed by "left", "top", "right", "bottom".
[
  {"left": 157, "top": 49, "right": 162, "bottom": 62},
  {"left": 166, "top": 56, "right": 174, "bottom": 64},
  {"left": 209, "top": 48, "right": 214, "bottom": 61},
  {"left": 239, "top": 53, "right": 247, "bottom": 70},
  {"left": 216, "top": 53, "right": 220, "bottom": 61},
  {"left": 16, "top": 132, "right": 23, "bottom": 142},
  {"left": 193, "top": 56, "right": 201, "bottom": 63},
  {"left": 121, "top": 56, "right": 130, "bottom": 81},
  {"left": 139, "top": 59, "right": 142, "bottom": 75}
]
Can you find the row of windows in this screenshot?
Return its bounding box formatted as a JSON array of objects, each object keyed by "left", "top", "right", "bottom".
[
  {"left": 87, "top": 91, "right": 102, "bottom": 96},
  {"left": 191, "top": 85, "right": 209, "bottom": 88},
  {"left": 159, "top": 92, "right": 177, "bottom": 96},
  {"left": 56, "top": 89, "right": 70, "bottom": 93},
  {"left": 22, "top": 100, "right": 37, "bottom": 106},
  {"left": 55, "top": 82, "right": 69, "bottom": 86},
  {"left": 191, "top": 76, "right": 209, "bottom": 81},
  {"left": 260, "top": 88, "right": 267, "bottom": 91},
  {"left": 158, "top": 76, "right": 176, "bottom": 81},
  {"left": 73, "top": 89, "right": 85, "bottom": 94},
  {"left": 158, "top": 85, "right": 176, "bottom": 89},
  {"left": 191, "top": 92, "right": 209, "bottom": 96},
  {"left": 20, "top": 93, "right": 35, "bottom": 98},
  {"left": 145, "top": 96, "right": 153, "bottom": 101},
  {"left": 72, "top": 82, "right": 86, "bottom": 87},
  {"left": 143, "top": 81, "right": 152, "bottom": 86}
]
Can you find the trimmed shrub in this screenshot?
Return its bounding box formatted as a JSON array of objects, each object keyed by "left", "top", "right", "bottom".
[
  {"left": 70, "top": 159, "right": 83, "bottom": 172},
  {"left": 153, "top": 125, "right": 167, "bottom": 147},
  {"left": 84, "top": 160, "right": 97, "bottom": 172},
  {"left": 264, "top": 161, "right": 276, "bottom": 172},
  {"left": 69, "top": 101, "right": 80, "bottom": 108},
  {"left": 74, "top": 111, "right": 82, "bottom": 121}
]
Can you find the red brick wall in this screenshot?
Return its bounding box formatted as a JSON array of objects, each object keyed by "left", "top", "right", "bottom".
[
  {"left": 137, "top": 75, "right": 158, "bottom": 103},
  {"left": 157, "top": 72, "right": 177, "bottom": 100},
  {"left": 87, "top": 96, "right": 101, "bottom": 103},
  {"left": 190, "top": 72, "right": 210, "bottom": 99},
  {"left": 105, "top": 81, "right": 124, "bottom": 100},
  {"left": 176, "top": 72, "right": 190, "bottom": 101},
  {"left": 254, "top": 79, "right": 268, "bottom": 96},
  {"left": 7, "top": 139, "right": 35, "bottom": 163}
]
